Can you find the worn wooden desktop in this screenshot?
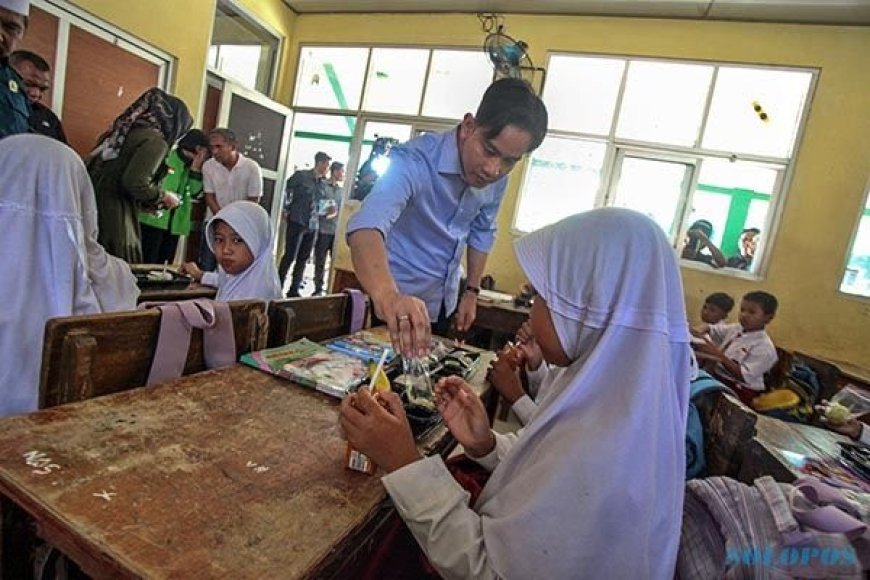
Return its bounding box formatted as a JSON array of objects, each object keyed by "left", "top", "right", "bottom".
[{"left": 0, "top": 353, "right": 493, "bottom": 578}]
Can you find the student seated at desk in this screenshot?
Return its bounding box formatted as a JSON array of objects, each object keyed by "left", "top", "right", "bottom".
[
  {"left": 691, "top": 291, "right": 778, "bottom": 404},
  {"left": 340, "top": 208, "right": 692, "bottom": 579},
  {"left": 181, "top": 201, "right": 281, "bottom": 302},
  {"left": 488, "top": 321, "right": 566, "bottom": 426},
  {"left": 701, "top": 291, "right": 734, "bottom": 324},
  {"left": 0, "top": 135, "right": 139, "bottom": 416}
]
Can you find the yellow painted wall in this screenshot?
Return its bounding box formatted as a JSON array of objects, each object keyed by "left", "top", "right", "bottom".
[
  {"left": 69, "top": 0, "right": 216, "bottom": 121},
  {"left": 68, "top": 0, "right": 296, "bottom": 119},
  {"left": 289, "top": 13, "right": 870, "bottom": 368}
]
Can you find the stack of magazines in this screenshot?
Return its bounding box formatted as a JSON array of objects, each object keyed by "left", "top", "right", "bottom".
[
  {"left": 240, "top": 338, "right": 368, "bottom": 398},
  {"left": 325, "top": 331, "right": 397, "bottom": 364}
]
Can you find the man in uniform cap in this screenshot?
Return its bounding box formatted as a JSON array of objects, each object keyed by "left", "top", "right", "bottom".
[{"left": 0, "top": 0, "right": 30, "bottom": 139}]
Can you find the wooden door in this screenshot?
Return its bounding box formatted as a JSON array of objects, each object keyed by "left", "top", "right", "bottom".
[{"left": 61, "top": 25, "right": 160, "bottom": 156}]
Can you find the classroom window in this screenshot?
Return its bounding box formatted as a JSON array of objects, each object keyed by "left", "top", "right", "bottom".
[
  {"left": 422, "top": 50, "right": 494, "bottom": 119},
  {"left": 210, "top": 1, "right": 280, "bottom": 95},
  {"left": 362, "top": 48, "right": 429, "bottom": 115},
  {"left": 286, "top": 112, "right": 355, "bottom": 173},
  {"left": 514, "top": 137, "right": 606, "bottom": 233},
  {"left": 515, "top": 52, "right": 816, "bottom": 278},
  {"left": 840, "top": 187, "right": 870, "bottom": 298},
  {"left": 294, "top": 47, "right": 369, "bottom": 110}
]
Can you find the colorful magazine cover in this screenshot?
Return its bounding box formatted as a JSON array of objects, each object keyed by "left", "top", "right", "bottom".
[
  {"left": 325, "top": 331, "right": 397, "bottom": 364},
  {"left": 240, "top": 338, "right": 367, "bottom": 398}
]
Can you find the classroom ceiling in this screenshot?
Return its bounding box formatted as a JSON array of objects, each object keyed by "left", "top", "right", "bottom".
[{"left": 282, "top": 0, "right": 870, "bottom": 25}]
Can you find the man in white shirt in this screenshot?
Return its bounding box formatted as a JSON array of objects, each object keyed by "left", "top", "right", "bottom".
[{"left": 199, "top": 128, "right": 262, "bottom": 270}]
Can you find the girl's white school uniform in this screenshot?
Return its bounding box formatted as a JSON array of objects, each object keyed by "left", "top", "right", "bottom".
[
  {"left": 0, "top": 135, "right": 139, "bottom": 416},
  {"left": 382, "top": 208, "right": 693, "bottom": 580}
]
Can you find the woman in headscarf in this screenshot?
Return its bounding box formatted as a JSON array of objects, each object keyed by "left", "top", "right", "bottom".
[
  {"left": 87, "top": 87, "right": 193, "bottom": 263},
  {"left": 0, "top": 135, "right": 139, "bottom": 417},
  {"left": 340, "top": 208, "right": 693, "bottom": 579},
  {"left": 180, "top": 201, "right": 282, "bottom": 302}
]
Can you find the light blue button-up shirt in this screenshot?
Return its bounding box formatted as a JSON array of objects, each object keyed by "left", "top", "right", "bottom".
[{"left": 347, "top": 128, "right": 508, "bottom": 319}]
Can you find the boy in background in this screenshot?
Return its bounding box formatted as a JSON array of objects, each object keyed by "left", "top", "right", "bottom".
[
  {"left": 701, "top": 292, "right": 734, "bottom": 324},
  {"left": 691, "top": 291, "right": 778, "bottom": 402}
]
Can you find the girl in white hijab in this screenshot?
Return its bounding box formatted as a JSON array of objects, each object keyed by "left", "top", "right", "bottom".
[
  {"left": 340, "top": 208, "right": 693, "bottom": 579},
  {"left": 0, "top": 135, "right": 139, "bottom": 417},
  {"left": 181, "top": 201, "right": 281, "bottom": 302}
]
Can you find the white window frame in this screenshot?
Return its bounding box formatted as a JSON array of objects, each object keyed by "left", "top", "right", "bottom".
[
  {"left": 838, "top": 178, "right": 870, "bottom": 301},
  {"left": 512, "top": 51, "right": 818, "bottom": 280},
  {"left": 209, "top": 0, "right": 283, "bottom": 98}
]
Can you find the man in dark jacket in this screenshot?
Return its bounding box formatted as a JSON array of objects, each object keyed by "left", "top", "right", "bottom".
[
  {"left": 277, "top": 151, "right": 330, "bottom": 297},
  {"left": 10, "top": 50, "right": 66, "bottom": 142},
  {"left": 0, "top": 0, "right": 30, "bottom": 139}
]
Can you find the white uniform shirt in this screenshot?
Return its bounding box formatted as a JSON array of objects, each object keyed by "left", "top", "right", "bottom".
[
  {"left": 202, "top": 154, "right": 263, "bottom": 217},
  {"left": 708, "top": 323, "right": 777, "bottom": 391}
]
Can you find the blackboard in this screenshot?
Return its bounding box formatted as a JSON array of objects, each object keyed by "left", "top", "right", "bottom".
[
  {"left": 227, "top": 93, "right": 286, "bottom": 172},
  {"left": 260, "top": 177, "right": 276, "bottom": 215}
]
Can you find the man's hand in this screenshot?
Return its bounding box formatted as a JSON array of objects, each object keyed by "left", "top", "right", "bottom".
[
  {"left": 339, "top": 389, "right": 420, "bottom": 473},
  {"left": 373, "top": 290, "right": 431, "bottom": 358},
  {"left": 162, "top": 192, "right": 181, "bottom": 209},
  {"left": 454, "top": 292, "right": 477, "bottom": 333}
]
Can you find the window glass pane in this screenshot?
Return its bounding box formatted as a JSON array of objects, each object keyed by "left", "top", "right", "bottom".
[
  {"left": 294, "top": 47, "right": 368, "bottom": 110},
  {"left": 841, "top": 194, "right": 870, "bottom": 297},
  {"left": 514, "top": 137, "right": 606, "bottom": 232},
  {"left": 702, "top": 67, "right": 813, "bottom": 159},
  {"left": 211, "top": 2, "right": 278, "bottom": 94},
  {"left": 616, "top": 61, "right": 714, "bottom": 146},
  {"left": 682, "top": 158, "right": 779, "bottom": 271},
  {"left": 611, "top": 156, "right": 692, "bottom": 238},
  {"left": 351, "top": 121, "right": 413, "bottom": 201},
  {"left": 287, "top": 112, "right": 354, "bottom": 175},
  {"left": 211, "top": 45, "right": 262, "bottom": 91},
  {"left": 422, "top": 50, "right": 493, "bottom": 120},
  {"left": 544, "top": 55, "right": 625, "bottom": 135},
  {"left": 362, "top": 48, "right": 429, "bottom": 115}
]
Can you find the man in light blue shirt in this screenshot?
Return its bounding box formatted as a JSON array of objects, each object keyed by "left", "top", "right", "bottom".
[{"left": 347, "top": 79, "right": 547, "bottom": 356}]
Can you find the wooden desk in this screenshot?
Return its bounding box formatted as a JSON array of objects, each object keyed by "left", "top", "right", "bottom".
[
  {"left": 137, "top": 284, "right": 217, "bottom": 303},
  {"left": 0, "top": 360, "right": 492, "bottom": 579}
]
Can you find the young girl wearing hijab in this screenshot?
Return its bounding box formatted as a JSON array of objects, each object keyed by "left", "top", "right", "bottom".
[
  {"left": 340, "top": 207, "right": 692, "bottom": 579},
  {"left": 180, "top": 201, "right": 282, "bottom": 302},
  {"left": 87, "top": 87, "right": 193, "bottom": 263},
  {"left": 0, "top": 135, "right": 139, "bottom": 417}
]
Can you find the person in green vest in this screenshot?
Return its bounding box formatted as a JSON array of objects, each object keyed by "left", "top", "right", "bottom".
[{"left": 139, "top": 129, "right": 210, "bottom": 264}]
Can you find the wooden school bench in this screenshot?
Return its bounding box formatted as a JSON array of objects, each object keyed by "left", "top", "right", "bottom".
[
  {"left": 2, "top": 327, "right": 496, "bottom": 578},
  {"left": 38, "top": 300, "right": 268, "bottom": 409}
]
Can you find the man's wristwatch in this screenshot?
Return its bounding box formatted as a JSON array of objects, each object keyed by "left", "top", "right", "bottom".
[{"left": 465, "top": 285, "right": 480, "bottom": 295}]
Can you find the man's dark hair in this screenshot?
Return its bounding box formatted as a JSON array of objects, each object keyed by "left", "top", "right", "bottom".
[
  {"left": 476, "top": 78, "right": 548, "bottom": 152},
  {"left": 315, "top": 151, "right": 331, "bottom": 164},
  {"left": 177, "top": 129, "right": 209, "bottom": 152},
  {"left": 705, "top": 292, "right": 734, "bottom": 314},
  {"left": 330, "top": 161, "right": 344, "bottom": 172},
  {"left": 743, "top": 291, "right": 778, "bottom": 316},
  {"left": 9, "top": 50, "right": 50, "bottom": 72},
  {"left": 209, "top": 128, "right": 238, "bottom": 147}
]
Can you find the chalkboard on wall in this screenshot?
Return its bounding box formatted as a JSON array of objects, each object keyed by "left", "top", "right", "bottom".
[{"left": 227, "top": 93, "right": 286, "bottom": 172}]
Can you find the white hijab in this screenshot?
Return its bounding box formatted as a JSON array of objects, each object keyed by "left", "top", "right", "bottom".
[
  {"left": 477, "top": 208, "right": 692, "bottom": 579},
  {"left": 206, "top": 201, "right": 282, "bottom": 302},
  {"left": 0, "top": 135, "right": 139, "bottom": 416}
]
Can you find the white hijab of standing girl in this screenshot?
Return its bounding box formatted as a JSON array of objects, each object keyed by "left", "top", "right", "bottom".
[{"left": 0, "top": 135, "right": 139, "bottom": 416}]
